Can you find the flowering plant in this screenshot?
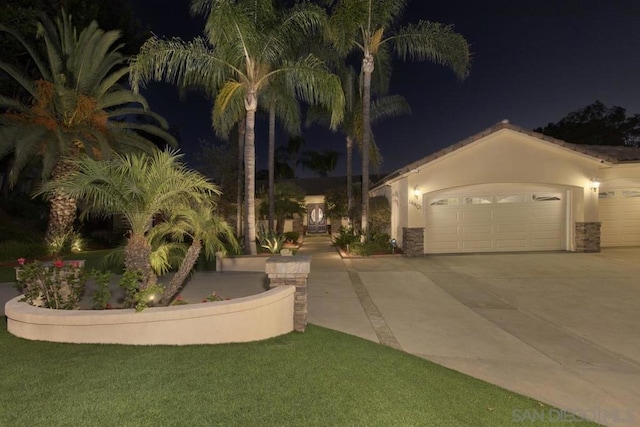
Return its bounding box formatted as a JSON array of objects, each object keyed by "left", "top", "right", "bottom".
[{"left": 15, "top": 259, "right": 87, "bottom": 309}]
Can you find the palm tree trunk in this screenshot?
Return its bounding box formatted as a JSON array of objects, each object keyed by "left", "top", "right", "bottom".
[
  {"left": 244, "top": 90, "right": 258, "bottom": 255},
  {"left": 124, "top": 232, "right": 157, "bottom": 291},
  {"left": 44, "top": 160, "right": 78, "bottom": 253},
  {"left": 236, "top": 119, "right": 245, "bottom": 236},
  {"left": 346, "top": 136, "right": 353, "bottom": 221},
  {"left": 160, "top": 240, "right": 202, "bottom": 305},
  {"left": 361, "top": 55, "right": 374, "bottom": 233},
  {"left": 268, "top": 106, "right": 276, "bottom": 232}
]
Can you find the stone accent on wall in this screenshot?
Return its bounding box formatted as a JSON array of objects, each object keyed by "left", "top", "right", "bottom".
[
  {"left": 266, "top": 256, "right": 311, "bottom": 332},
  {"left": 402, "top": 227, "right": 425, "bottom": 257},
  {"left": 575, "top": 222, "right": 601, "bottom": 253}
]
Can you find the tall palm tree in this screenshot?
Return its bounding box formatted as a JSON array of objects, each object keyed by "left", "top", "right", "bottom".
[
  {"left": 150, "top": 202, "right": 239, "bottom": 305},
  {"left": 327, "top": 0, "right": 470, "bottom": 231},
  {"left": 307, "top": 65, "right": 410, "bottom": 222},
  {"left": 38, "top": 149, "right": 219, "bottom": 293},
  {"left": 130, "top": 0, "right": 344, "bottom": 254},
  {"left": 0, "top": 11, "right": 177, "bottom": 252},
  {"left": 260, "top": 78, "right": 302, "bottom": 231}
]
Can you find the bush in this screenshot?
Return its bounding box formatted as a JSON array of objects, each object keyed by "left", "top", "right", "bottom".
[
  {"left": 256, "top": 226, "right": 285, "bottom": 254},
  {"left": 284, "top": 231, "right": 299, "bottom": 243},
  {"left": 332, "top": 226, "right": 361, "bottom": 250},
  {"left": 369, "top": 196, "right": 391, "bottom": 234},
  {"left": 349, "top": 231, "right": 392, "bottom": 256},
  {"left": 15, "top": 259, "right": 87, "bottom": 309}
]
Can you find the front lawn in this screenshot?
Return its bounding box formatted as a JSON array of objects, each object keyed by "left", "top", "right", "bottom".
[{"left": 0, "top": 321, "right": 592, "bottom": 426}]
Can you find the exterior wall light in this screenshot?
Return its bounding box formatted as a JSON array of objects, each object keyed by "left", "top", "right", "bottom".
[
  {"left": 413, "top": 186, "right": 421, "bottom": 199},
  {"left": 590, "top": 178, "right": 601, "bottom": 192}
]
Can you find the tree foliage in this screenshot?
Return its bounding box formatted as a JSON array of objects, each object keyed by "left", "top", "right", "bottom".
[
  {"left": 299, "top": 149, "right": 340, "bottom": 177},
  {"left": 258, "top": 182, "right": 306, "bottom": 233},
  {"left": 535, "top": 101, "right": 640, "bottom": 146},
  {"left": 325, "top": 0, "right": 470, "bottom": 232},
  {"left": 130, "top": 0, "right": 344, "bottom": 254}
]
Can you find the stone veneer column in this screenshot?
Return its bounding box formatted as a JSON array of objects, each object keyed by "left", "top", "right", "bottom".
[
  {"left": 575, "top": 222, "right": 601, "bottom": 253},
  {"left": 402, "top": 227, "right": 425, "bottom": 257},
  {"left": 265, "top": 256, "right": 311, "bottom": 332}
]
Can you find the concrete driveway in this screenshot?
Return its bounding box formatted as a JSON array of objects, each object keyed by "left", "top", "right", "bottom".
[{"left": 304, "top": 240, "right": 640, "bottom": 427}]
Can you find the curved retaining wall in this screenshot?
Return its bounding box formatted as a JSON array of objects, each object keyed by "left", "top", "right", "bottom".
[{"left": 5, "top": 286, "right": 295, "bottom": 345}]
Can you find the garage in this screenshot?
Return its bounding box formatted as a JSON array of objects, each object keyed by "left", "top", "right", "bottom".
[
  {"left": 425, "top": 185, "right": 567, "bottom": 253},
  {"left": 599, "top": 188, "right": 640, "bottom": 247},
  {"left": 370, "top": 121, "right": 640, "bottom": 255}
]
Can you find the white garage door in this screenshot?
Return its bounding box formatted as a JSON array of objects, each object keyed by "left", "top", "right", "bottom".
[
  {"left": 425, "top": 189, "right": 566, "bottom": 253},
  {"left": 599, "top": 188, "right": 640, "bottom": 247}
]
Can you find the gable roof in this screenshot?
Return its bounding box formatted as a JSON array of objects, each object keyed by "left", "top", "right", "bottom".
[{"left": 373, "top": 120, "right": 640, "bottom": 188}]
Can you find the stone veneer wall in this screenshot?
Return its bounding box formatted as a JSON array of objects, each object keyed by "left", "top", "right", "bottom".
[
  {"left": 575, "top": 222, "right": 601, "bottom": 253},
  {"left": 402, "top": 227, "right": 425, "bottom": 257},
  {"left": 266, "top": 256, "right": 310, "bottom": 332}
]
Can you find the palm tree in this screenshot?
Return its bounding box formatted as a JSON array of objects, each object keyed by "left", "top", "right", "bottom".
[
  {"left": 307, "top": 65, "right": 410, "bottom": 222},
  {"left": 130, "top": 0, "right": 344, "bottom": 254},
  {"left": 150, "top": 202, "right": 239, "bottom": 305},
  {"left": 327, "top": 0, "right": 470, "bottom": 231},
  {"left": 260, "top": 78, "right": 302, "bottom": 232},
  {"left": 0, "top": 11, "right": 177, "bottom": 252},
  {"left": 38, "top": 149, "right": 219, "bottom": 294}
]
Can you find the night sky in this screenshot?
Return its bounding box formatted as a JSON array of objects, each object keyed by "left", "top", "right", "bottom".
[{"left": 130, "top": 0, "right": 640, "bottom": 177}]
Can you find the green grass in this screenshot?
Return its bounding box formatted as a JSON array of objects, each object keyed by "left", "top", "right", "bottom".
[{"left": 0, "top": 321, "right": 594, "bottom": 426}]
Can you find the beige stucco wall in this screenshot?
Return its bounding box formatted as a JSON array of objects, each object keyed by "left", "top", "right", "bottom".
[
  {"left": 5, "top": 286, "right": 295, "bottom": 345},
  {"left": 599, "top": 163, "right": 640, "bottom": 190},
  {"left": 373, "top": 128, "right": 633, "bottom": 250}
]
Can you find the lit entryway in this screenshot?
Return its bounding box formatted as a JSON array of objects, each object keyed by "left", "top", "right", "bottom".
[
  {"left": 599, "top": 188, "right": 640, "bottom": 246},
  {"left": 425, "top": 185, "right": 566, "bottom": 253}
]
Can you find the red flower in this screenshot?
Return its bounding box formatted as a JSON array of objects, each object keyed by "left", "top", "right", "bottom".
[
  {"left": 176, "top": 295, "right": 183, "bottom": 300},
  {"left": 53, "top": 259, "right": 64, "bottom": 268},
  {"left": 17, "top": 258, "right": 26, "bottom": 266},
  {"left": 69, "top": 261, "right": 80, "bottom": 268}
]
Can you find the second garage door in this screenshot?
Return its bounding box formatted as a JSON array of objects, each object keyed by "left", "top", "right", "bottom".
[
  {"left": 599, "top": 188, "right": 640, "bottom": 247},
  {"left": 425, "top": 187, "right": 567, "bottom": 253}
]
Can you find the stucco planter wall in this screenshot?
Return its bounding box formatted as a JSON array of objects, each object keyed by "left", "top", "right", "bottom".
[
  {"left": 215, "top": 252, "right": 270, "bottom": 272},
  {"left": 5, "top": 286, "right": 295, "bottom": 345}
]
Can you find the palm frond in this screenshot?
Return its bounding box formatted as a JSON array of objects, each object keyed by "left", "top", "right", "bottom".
[{"left": 392, "top": 21, "right": 471, "bottom": 79}]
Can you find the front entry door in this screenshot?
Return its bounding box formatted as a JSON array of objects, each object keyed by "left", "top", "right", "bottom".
[{"left": 307, "top": 203, "right": 327, "bottom": 233}]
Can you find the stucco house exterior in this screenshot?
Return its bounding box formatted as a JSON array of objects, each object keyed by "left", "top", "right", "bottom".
[{"left": 370, "top": 120, "right": 640, "bottom": 255}]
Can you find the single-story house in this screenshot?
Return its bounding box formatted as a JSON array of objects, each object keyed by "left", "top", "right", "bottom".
[{"left": 370, "top": 120, "right": 640, "bottom": 255}]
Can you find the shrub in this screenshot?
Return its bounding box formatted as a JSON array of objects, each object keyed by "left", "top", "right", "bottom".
[
  {"left": 16, "top": 259, "right": 87, "bottom": 309},
  {"left": 332, "top": 226, "right": 361, "bottom": 250},
  {"left": 369, "top": 196, "right": 391, "bottom": 234},
  {"left": 256, "top": 226, "right": 285, "bottom": 254},
  {"left": 284, "top": 231, "right": 299, "bottom": 243},
  {"left": 348, "top": 231, "right": 392, "bottom": 256},
  {"left": 91, "top": 269, "right": 112, "bottom": 310}
]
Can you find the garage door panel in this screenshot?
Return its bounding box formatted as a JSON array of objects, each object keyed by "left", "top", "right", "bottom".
[
  {"left": 462, "top": 224, "right": 492, "bottom": 234},
  {"left": 494, "top": 223, "right": 527, "bottom": 233},
  {"left": 426, "top": 188, "right": 566, "bottom": 253},
  {"left": 495, "top": 239, "right": 528, "bottom": 249},
  {"left": 461, "top": 210, "right": 492, "bottom": 222}
]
